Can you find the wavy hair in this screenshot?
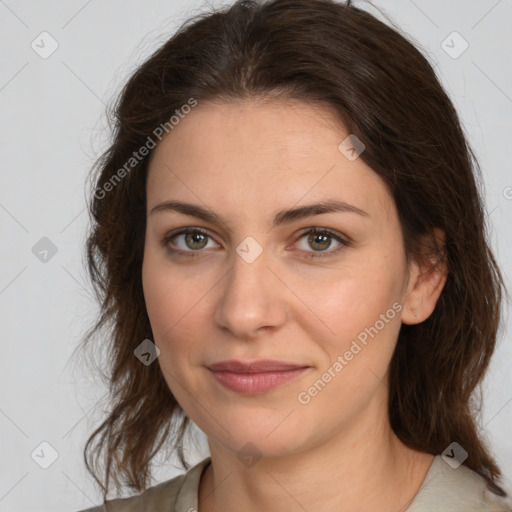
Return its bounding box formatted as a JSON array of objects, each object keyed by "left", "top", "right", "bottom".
[{"left": 79, "top": 0, "right": 508, "bottom": 501}]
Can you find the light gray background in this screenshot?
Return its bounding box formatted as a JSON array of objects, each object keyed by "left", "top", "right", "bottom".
[{"left": 0, "top": 0, "right": 511, "bottom": 510}]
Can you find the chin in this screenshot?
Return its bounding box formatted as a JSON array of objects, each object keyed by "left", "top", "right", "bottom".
[{"left": 204, "top": 409, "right": 312, "bottom": 457}]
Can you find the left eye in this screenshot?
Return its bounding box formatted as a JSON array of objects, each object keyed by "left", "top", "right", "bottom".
[{"left": 294, "top": 228, "right": 347, "bottom": 257}]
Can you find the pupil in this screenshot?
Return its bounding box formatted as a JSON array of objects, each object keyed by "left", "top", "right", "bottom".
[
  {"left": 310, "top": 232, "right": 330, "bottom": 251},
  {"left": 187, "top": 232, "right": 207, "bottom": 249}
]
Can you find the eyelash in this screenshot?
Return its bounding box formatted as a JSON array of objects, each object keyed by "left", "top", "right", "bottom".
[{"left": 161, "top": 227, "right": 350, "bottom": 259}]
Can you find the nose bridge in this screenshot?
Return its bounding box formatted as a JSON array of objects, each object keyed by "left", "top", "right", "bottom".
[{"left": 214, "top": 236, "right": 286, "bottom": 337}]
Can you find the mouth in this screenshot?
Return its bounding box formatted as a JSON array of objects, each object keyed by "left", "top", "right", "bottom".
[{"left": 206, "top": 359, "right": 311, "bottom": 394}]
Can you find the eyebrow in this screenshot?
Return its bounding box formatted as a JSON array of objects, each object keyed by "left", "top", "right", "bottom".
[{"left": 149, "top": 199, "right": 369, "bottom": 228}]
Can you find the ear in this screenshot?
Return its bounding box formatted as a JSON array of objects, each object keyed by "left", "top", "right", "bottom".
[{"left": 401, "top": 228, "right": 448, "bottom": 325}]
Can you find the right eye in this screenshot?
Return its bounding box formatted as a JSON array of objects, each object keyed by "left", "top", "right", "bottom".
[{"left": 162, "top": 227, "right": 220, "bottom": 257}]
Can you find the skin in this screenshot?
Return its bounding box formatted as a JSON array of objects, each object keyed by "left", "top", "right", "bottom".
[{"left": 142, "top": 98, "right": 447, "bottom": 512}]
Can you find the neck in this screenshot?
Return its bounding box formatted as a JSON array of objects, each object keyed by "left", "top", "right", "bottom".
[{"left": 198, "top": 408, "right": 434, "bottom": 512}]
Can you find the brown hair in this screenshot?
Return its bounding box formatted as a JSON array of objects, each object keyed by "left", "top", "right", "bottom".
[{"left": 80, "top": 0, "right": 508, "bottom": 501}]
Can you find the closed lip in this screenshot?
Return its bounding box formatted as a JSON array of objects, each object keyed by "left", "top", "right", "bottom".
[{"left": 207, "top": 359, "right": 310, "bottom": 373}]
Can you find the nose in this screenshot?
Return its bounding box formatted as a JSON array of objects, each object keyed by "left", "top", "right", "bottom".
[{"left": 214, "top": 245, "right": 288, "bottom": 340}]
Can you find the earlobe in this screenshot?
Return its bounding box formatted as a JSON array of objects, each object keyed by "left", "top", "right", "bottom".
[
  {"left": 401, "top": 229, "right": 448, "bottom": 325},
  {"left": 402, "top": 268, "right": 447, "bottom": 325}
]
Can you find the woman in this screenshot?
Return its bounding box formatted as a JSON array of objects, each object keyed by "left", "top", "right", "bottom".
[{"left": 76, "top": 0, "right": 511, "bottom": 510}]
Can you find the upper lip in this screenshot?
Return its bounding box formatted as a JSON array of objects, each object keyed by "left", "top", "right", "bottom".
[{"left": 207, "top": 360, "right": 310, "bottom": 373}]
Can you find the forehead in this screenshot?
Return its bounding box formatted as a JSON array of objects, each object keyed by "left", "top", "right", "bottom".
[
  {"left": 146, "top": 98, "right": 393, "bottom": 223},
  {"left": 150, "top": 97, "right": 346, "bottom": 163}
]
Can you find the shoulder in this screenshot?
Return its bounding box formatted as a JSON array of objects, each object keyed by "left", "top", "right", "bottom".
[
  {"left": 75, "top": 475, "right": 186, "bottom": 512},
  {"left": 75, "top": 457, "right": 211, "bottom": 512},
  {"left": 408, "top": 455, "right": 512, "bottom": 512}
]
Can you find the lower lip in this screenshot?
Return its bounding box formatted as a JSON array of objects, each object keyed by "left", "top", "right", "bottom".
[{"left": 209, "top": 368, "right": 309, "bottom": 394}]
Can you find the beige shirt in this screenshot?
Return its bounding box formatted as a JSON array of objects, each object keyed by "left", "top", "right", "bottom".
[{"left": 77, "top": 455, "right": 512, "bottom": 511}]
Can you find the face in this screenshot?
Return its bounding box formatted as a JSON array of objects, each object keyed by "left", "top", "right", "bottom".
[{"left": 142, "top": 98, "right": 415, "bottom": 458}]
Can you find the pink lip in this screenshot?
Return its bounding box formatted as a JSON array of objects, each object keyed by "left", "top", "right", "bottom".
[
  {"left": 207, "top": 359, "right": 309, "bottom": 372},
  {"left": 207, "top": 360, "right": 310, "bottom": 394}
]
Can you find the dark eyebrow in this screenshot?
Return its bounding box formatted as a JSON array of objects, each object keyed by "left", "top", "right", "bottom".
[{"left": 149, "top": 199, "right": 369, "bottom": 228}]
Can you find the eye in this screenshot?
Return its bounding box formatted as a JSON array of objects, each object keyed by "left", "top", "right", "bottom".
[
  {"left": 294, "top": 227, "right": 349, "bottom": 258},
  {"left": 162, "top": 227, "right": 219, "bottom": 256},
  {"left": 162, "top": 226, "right": 350, "bottom": 259}
]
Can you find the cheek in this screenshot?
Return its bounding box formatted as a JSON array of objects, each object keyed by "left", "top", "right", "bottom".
[
  {"left": 142, "top": 246, "right": 202, "bottom": 337},
  {"left": 294, "top": 272, "right": 403, "bottom": 427},
  {"left": 142, "top": 261, "right": 202, "bottom": 405},
  {"left": 142, "top": 265, "right": 175, "bottom": 336},
  {"left": 297, "top": 253, "right": 404, "bottom": 344},
  {"left": 141, "top": 256, "right": 193, "bottom": 366},
  {"left": 291, "top": 249, "right": 406, "bottom": 409},
  {"left": 141, "top": 254, "right": 214, "bottom": 377}
]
